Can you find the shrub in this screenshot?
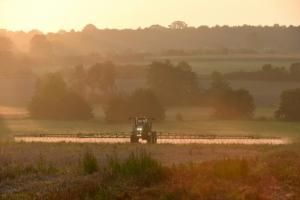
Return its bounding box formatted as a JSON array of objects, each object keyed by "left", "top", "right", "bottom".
[
  {"left": 36, "top": 153, "right": 57, "bottom": 174},
  {"left": 107, "top": 150, "right": 165, "bottom": 185},
  {"left": 82, "top": 150, "right": 98, "bottom": 175},
  {"left": 213, "top": 158, "right": 250, "bottom": 180}
]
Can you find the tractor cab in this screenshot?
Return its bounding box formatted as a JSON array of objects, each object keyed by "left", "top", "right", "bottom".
[
  {"left": 130, "top": 117, "right": 157, "bottom": 144},
  {"left": 135, "top": 117, "right": 151, "bottom": 134}
]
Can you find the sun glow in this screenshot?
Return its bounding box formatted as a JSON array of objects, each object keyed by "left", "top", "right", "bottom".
[{"left": 0, "top": 0, "right": 299, "bottom": 32}]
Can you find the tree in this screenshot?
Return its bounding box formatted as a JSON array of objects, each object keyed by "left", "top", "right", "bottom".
[
  {"left": 82, "top": 24, "right": 98, "bottom": 33},
  {"left": 0, "top": 36, "right": 14, "bottom": 52},
  {"left": 104, "top": 95, "right": 129, "bottom": 123},
  {"left": 275, "top": 88, "right": 300, "bottom": 121},
  {"left": 210, "top": 71, "right": 231, "bottom": 92},
  {"left": 128, "top": 89, "right": 165, "bottom": 120},
  {"left": 30, "top": 34, "right": 52, "bottom": 56},
  {"left": 28, "top": 73, "right": 93, "bottom": 120},
  {"left": 208, "top": 72, "right": 255, "bottom": 119},
  {"left": 104, "top": 89, "right": 165, "bottom": 122},
  {"left": 168, "top": 21, "right": 188, "bottom": 29},
  {"left": 290, "top": 63, "right": 300, "bottom": 74},
  {"left": 68, "top": 65, "right": 87, "bottom": 97},
  {"left": 147, "top": 61, "right": 201, "bottom": 105},
  {"left": 213, "top": 89, "right": 255, "bottom": 119},
  {"left": 0, "top": 36, "right": 15, "bottom": 69},
  {"left": 290, "top": 63, "right": 300, "bottom": 80},
  {"left": 148, "top": 24, "right": 167, "bottom": 30},
  {"left": 208, "top": 71, "right": 231, "bottom": 105},
  {"left": 86, "top": 62, "right": 116, "bottom": 94}
]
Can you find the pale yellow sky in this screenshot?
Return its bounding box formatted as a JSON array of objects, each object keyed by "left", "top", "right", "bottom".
[{"left": 0, "top": 0, "right": 299, "bottom": 32}]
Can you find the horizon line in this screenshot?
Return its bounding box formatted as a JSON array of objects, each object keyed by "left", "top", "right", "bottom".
[{"left": 1, "top": 22, "right": 300, "bottom": 34}]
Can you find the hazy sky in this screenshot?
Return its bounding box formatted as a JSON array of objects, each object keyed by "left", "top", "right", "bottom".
[{"left": 0, "top": 0, "right": 299, "bottom": 32}]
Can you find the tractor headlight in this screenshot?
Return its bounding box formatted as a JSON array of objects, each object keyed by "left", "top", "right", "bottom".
[{"left": 137, "top": 127, "right": 143, "bottom": 131}]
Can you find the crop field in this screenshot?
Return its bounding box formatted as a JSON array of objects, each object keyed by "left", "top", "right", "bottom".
[
  {"left": 0, "top": 142, "right": 299, "bottom": 199},
  {"left": 3, "top": 119, "right": 300, "bottom": 141},
  {"left": 0, "top": 106, "right": 299, "bottom": 143}
]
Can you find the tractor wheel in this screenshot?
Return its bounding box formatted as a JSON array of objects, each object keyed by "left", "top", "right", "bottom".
[
  {"left": 153, "top": 132, "right": 157, "bottom": 144},
  {"left": 130, "top": 134, "right": 139, "bottom": 143},
  {"left": 147, "top": 132, "right": 157, "bottom": 144},
  {"left": 152, "top": 132, "right": 157, "bottom": 144}
]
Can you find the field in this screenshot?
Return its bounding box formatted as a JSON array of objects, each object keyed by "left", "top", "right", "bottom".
[
  {"left": 0, "top": 106, "right": 299, "bottom": 143},
  {"left": 0, "top": 143, "right": 299, "bottom": 199},
  {"left": 128, "top": 54, "right": 300, "bottom": 74}
]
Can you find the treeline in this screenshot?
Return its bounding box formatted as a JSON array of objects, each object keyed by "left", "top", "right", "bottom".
[
  {"left": 1, "top": 22, "right": 300, "bottom": 76},
  {"left": 1, "top": 22, "right": 300, "bottom": 59},
  {"left": 28, "top": 60, "right": 300, "bottom": 122},
  {"left": 28, "top": 61, "right": 254, "bottom": 121},
  {"left": 224, "top": 63, "right": 300, "bottom": 81}
]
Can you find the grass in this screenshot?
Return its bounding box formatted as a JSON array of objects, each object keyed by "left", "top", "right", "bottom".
[
  {"left": 82, "top": 149, "right": 99, "bottom": 174},
  {"left": 1, "top": 143, "right": 300, "bottom": 199},
  {"left": 107, "top": 150, "right": 165, "bottom": 185}
]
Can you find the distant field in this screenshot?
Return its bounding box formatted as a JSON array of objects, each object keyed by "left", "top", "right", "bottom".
[{"left": 130, "top": 54, "right": 300, "bottom": 74}]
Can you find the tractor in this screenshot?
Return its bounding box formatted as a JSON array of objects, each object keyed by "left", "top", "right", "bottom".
[{"left": 130, "top": 117, "right": 157, "bottom": 144}]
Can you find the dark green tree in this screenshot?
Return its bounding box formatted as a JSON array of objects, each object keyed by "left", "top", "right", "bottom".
[
  {"left": 168, "top": 21, "right": 188, "bottom": 29},
  {"left": 208, "top": 71, "right": 232, "bottom": 106},
  {"left": 208, "top": 72, "right": 255, "bottom": 119},
  {"left": 275, "top": 88, "right": 300, "bottom": 121},
  {"left": 68, "top": 65, "right": 87, "bottom": 98},
  {"left": 104, "top": 89, "right": 165, "bottom": 122},
  {"left": 210, "top": 71, "right": 231, "bottom": 93},
  {"left": 213, "top": 89, "right": 255, "bottom": 119},
  {"left": 290, "top": 63, "right": 300, "bottom": 80},
  {"left": 30, "top": 34, "right": 52, "bottom": 56},
  {"left": 104, "top": 95, "right": 129, "bottom": 123},
  {"left": 128, "top": 89, "right": 165, "bottom": 120},
  {"left": 86, "top": 61, "right": 116, "bottom": 94},
  {"left": 28, "top": 73, "right": 93, "bottom": 120},
  {"left": 147, "top": 61, "right": 201, "bottom": 105}
]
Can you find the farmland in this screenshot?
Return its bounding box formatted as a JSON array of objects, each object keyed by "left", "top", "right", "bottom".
[
  {"left": 0, "top": 142, "right": 299, "bottom": 199},
  {"left": 0, "top": 106, "right": 299, "bottom": 143},
  {"left": 1, "top": 55, "right": 300, "bottom": 199}
]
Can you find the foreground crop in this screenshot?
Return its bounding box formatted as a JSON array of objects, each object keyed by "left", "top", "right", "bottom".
[{"left": 0, "top": 143, "right": 299, "bottom": 199}]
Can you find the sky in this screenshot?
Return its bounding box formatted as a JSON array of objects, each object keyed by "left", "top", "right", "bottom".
[{"left": 0, "top": 0, "right": 299, "bottom": 32}]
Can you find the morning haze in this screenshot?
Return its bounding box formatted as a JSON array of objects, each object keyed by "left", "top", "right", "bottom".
[
  {"left": 0, "top": 0, "right": 299, "bottom": 32},
  {"left": 0, "top": 0, "right": 300, "bottom": 199}
]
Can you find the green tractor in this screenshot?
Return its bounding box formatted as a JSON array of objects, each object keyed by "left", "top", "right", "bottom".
[{"left": 130, "top": 117, "right": 157, "bottom": 144}]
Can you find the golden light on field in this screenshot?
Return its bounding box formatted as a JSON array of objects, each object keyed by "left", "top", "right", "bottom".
[{"left": 0, "top": 0, "right": 299, "bottom": 32}]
